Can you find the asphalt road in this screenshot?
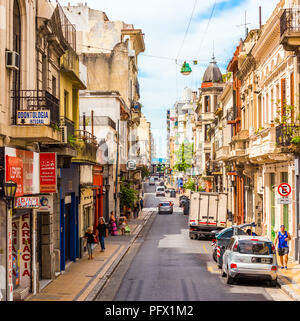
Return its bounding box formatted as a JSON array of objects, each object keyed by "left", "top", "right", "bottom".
[{"left": 101, "top": 182, "right": 291, "bottom": 301}]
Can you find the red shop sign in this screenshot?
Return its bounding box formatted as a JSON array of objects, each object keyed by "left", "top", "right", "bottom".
[
  {"left": 6, "top": 156, "right": 24, "bottom": 197},
  {"left": 40, "top": 153, "right": 57, "bottom": 193}
]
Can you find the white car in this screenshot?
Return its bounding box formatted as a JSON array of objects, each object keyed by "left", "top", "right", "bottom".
[
  {"left": 222, "top": 235, "right": 277, "bottom": 286},
  {"left": 156, "top": 186, "right": 166, "bottom": 197},
  {"left": 149, "top": 177, "right": 155, "bottom": 185}
]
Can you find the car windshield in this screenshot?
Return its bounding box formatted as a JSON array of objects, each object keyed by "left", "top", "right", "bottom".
[
  {"left": 238, "top": 240, "right": 273, "bottom": 255},
  {"left": 157, "top": 188, "right": 164, "bottom": 191},
  {"left": 160, "top": 203, "right": 170, "bottom": 206}
]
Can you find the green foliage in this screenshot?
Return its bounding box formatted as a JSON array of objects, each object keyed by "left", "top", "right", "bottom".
[
  {"left": 68, "top": 134, "right": 76, "bottom": 146},
  {"left": 140, "top": 165, "right": 150, "bottom": 179},
  {"left": 291, "top": 135, "right": 300, "bottom": 145},
  {"left": 51, "top": 123, "right": 61, "bottom": 132},
  {"left": 183, "top": 178, "right": 196, "bottom": 191},
  {"left": 174, "top": 143, "right": 193, "bottom": 173},
  {"left": 120, "top": 184, "right": 138, "bottom": 209}
]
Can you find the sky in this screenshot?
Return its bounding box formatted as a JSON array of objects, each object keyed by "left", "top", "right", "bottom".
[{"left": 59, "top": 0, "right": 279, "bottom": 159}]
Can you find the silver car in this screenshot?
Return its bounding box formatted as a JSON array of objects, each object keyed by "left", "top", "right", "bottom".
[
  {"left": 158, "top": 202, "right": 173, "bottom": 214},
  {"left": 222, "top": 235, "right": 278, "bottom": 286}
]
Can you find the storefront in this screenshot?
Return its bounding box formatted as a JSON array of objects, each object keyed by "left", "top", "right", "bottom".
[
  {"left": 0, "top": 200, "right": 6, "bottom": 301},
  {"left": 59, "top": 164, "right": 80, "bottom": 271},
  {"left": 93, "top": 165, "right": 103, "bottom": 227}
]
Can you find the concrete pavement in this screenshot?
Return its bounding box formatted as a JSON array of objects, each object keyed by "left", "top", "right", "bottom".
[{"left": 26, "top": 209, "right": 154, "bottom": 301}]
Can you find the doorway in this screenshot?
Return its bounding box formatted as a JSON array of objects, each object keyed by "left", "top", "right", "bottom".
[{"left": 65, "top": 204, "right": 71, "bottom": 262}]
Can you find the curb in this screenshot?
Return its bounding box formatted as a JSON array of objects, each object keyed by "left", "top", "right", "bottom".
[
  {"left": 84, "top": 211, "right": 155, "bottom": 301},
  {"left": 277, "top": 275, "right": 300, "bottom": 301}
]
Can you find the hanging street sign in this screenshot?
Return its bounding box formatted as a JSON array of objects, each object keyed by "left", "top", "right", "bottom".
[{"left": 278, "top": 183, "right": 291, "bottom": 197}]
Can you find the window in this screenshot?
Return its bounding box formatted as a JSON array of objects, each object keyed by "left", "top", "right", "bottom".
[
  {"left": 12, "top": 0, "right": 21, "bottom": 125},
  {"left": 52, "top": 76, "right": 56, "bottom": 97},
  {"left": 281, "top": 78, "right": 286, "bottom": 119},
  {"left": 227, "top": 237, "right": 235, "bottom": 249},
  {"left": 204, "top": 125, "right": 210, "bottom": 142},
  {"left": 64, "top": 90, "right": 69, "bottom": 118},
  {"left": 290, "top": 72, "right": 294, "bottom": 121},
  {"left": 258, "top": 95, "right": 262, "bottom": 129},
  {"left": 204, "top": 96, "right": 210, "bottom": 112},
  {"left": 238, "top": 240, "right": 273, "bottom": 255},
  {"left": 270, "top": 89, "right": 274, "bottom": 123}
]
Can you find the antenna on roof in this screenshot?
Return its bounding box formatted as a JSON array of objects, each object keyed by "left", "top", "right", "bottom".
[{"left": 237, "top": 10, "right": 251, "bottom": 39}]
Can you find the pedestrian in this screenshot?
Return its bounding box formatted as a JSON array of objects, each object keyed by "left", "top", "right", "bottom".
[
  {"left": 97, "top": 217, "right": 108, "bottom": 252},
  {"left": 274, "top": 225, "right": 291, "bottom": 269},
  {"left": 140, "top": 198, "right": 144, "bottom": 211},
  {"left": 246, "top": 228, "right": 257, "bottom": 236},
  {"left": 85, "top": 227, "right": 96, "bottom": 260},
  {"left": 109, "top": 211, "right": 118, "bottom": 236},
  {"left": 134, "top": 202, "right": 139, "bottom": 219},
  {"left": 119, "top": 216, "right": 127, "bottom": 235}
]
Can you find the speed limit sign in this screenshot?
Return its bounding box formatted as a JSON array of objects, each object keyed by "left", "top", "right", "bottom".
[{"left": 278, "top": 183, "right": 291, "bottom": 197}]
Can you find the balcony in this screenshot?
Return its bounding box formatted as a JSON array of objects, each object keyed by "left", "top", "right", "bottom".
[
  {"left": 249, "top": 127, "right": 276, "bottom": 163},
  {"left": 10, "top": 90, "right": 61, "bottom": 142},
  {"left": 276, "top": 123, "right": 300, "bottom": 147},
  {"left": 280, "top": 9, "right": 300, "bottom": 51},
  {"left": 72, "top": 130, "right": 99, "bottom": 164},
  {"left": 229, "top": 130, "right": 249, "bottom": 159},
  {"left": 216, "top": 146, "right": 230, "bottom": 161}
]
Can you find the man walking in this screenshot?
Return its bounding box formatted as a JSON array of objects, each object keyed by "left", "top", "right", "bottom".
[
  {"left": 140, "top": 198, "right": 144, "bottom": 212},
  {"left": 275, "top": 225, "right": 291, "bottom": 269}
]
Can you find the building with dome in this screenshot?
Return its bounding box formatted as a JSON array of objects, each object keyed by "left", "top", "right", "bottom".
[{"left": 194, "top": 56, "right": 225, "bottom": 192}]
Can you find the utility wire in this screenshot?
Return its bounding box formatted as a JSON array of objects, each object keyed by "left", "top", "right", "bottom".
[
  {"left": 176, "top": 0, "right": 198, "bottom": 60},
  {"left": 196, "top": 0, "right": 217, "bottom": 57}
]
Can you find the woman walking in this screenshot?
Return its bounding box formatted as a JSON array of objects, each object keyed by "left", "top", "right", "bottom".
[
  {"left": 109, "top": 211, "right": 118, "bottom": 236},
  {"left": 85, "top": 227, "right": 96, "bottom": 260},
  {"left": 97, "top": 217, "right": 108, "bottom": 252}
]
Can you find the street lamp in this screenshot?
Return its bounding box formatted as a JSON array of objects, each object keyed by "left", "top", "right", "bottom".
[
  {"left": 4, "top": 180, "right": 17, "bottom": 209},
  {"left": 4, "top": 180, "right": 17, "bottom": 301}
]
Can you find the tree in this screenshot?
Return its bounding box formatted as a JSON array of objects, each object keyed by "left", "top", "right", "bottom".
[
  {"left": 174, "top": 143, "right": 193, "bottom": 173},
  {"left": 140, "top": 165, "right": 150, "bottom": 179},
  {"left": 120, "top": 184, "right": 138, "bottom": 209}
]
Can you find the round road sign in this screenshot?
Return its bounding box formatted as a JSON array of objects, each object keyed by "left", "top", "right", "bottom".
[{"left": 278, "top": 183, "right": 291, "bottom": 197}]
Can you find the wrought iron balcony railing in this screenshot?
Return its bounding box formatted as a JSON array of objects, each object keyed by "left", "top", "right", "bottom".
[
  {"left": 276, "top": 123, "right": 300, "bottom": 147},
  {"left": 60, "top": 116, "right": 75, "bottom": 137},
  {"left": 75, "top": 129, "right": 98, "bottom": 145},
  {"left": 280, "top": 9, "right": 300, "bottom": 37},
  {"left": 11, "top": 90, "right": 60, "bottom": 125}
]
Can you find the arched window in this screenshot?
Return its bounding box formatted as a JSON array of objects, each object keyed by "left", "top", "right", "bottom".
[{"left": 12, "top": 0, "right": 21, "bottom": 124}]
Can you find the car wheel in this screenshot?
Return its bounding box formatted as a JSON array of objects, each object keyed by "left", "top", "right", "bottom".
[
  {"left": 190, "top": 234, "right": 197, "bottom": 240},
  {"left": 269, "top": 279, "right": 277, "bottom": 287},
  {"left": 213, "top": 250, "right": 217, "bottom": 263},
  {"left": 221, "top": 267, "right": 226, "bottom": 277},
  {"left": 226, "top": 267, "right": 234, "bottom": 285}
]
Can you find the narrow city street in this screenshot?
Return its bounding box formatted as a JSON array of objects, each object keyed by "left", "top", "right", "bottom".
[{"left": 96, "top": 183, "right": 291, "bottom": 301}]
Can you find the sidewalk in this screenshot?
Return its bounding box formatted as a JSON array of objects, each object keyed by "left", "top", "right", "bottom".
[
  {"left": 26, "top": 210, "right": 154, "bottom": 301},
  {"left": 277, "top": 257, "right": 300, "bottom": 301}
]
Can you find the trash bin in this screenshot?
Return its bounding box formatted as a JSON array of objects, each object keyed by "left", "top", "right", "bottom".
[{"left": 183, "top": 201, "right": 190, "bottom": 215}]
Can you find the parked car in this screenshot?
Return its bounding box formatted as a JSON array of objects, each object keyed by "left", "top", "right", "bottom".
[
  {"left": 222, "top": 235, "right": 277, "bottom": 286},
  {"left": 156, "top": 186, "right": 166, "bottom": 197},
  {"left": 213, "top": 223, "right": 256, "bottom": 268},
  {"left": 149, "top": 177, "right": 155, "bottom": 185},
  {"left": 158, "top": 201, "right": 173, "bottom": 214}
]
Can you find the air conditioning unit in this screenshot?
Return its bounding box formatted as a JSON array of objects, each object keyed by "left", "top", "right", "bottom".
[
  {"left": 6, "top": 51, "right": 20, "bottom": 71},
  {"left": 60, "top": 126, "right": 67, "bottom": 143}
]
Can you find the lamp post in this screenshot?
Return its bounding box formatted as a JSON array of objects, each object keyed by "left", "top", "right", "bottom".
[{"left": 4, "top": 180, "right": 17, "bottom": 302}]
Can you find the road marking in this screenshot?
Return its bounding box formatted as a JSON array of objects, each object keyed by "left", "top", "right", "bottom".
[
  {"left": 207, "top": 266, "right": 219, "bottom": 274},
  {"left": 203, "top": 245, "right": 208, "bottom": 253}
]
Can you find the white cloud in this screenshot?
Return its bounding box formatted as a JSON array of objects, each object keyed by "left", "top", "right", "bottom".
[{"left": 59, "top": 0, "right": 279, "bottom": 158}]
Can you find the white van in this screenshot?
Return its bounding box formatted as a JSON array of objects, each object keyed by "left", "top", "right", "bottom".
[{"left": 156, "top": 186, "right": 166, "bottom": 197}]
